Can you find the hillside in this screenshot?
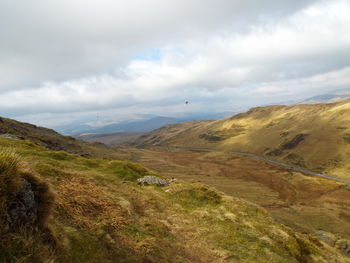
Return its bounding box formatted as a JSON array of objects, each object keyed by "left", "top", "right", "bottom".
[
  {"left": 0, "top": 116, "right": 128, "bottom": 160},
  {"left": 2, "top": 138, "right": 349, "bottom": 262},
  {"left": 133, "top": 99, "right": 350, "bottom": 179}
]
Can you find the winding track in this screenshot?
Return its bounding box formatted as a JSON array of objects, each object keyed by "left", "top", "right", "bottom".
[{"left": 165, "top": 146, "right": 350, "bottom": 186}]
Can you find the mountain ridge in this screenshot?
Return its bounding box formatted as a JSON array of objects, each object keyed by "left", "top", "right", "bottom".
[
  {"left": 0, "top": 116, "right": 129, "bottom": 160},
  {"left": 132, "top": 99, "right": 350, "bottom": 180}
]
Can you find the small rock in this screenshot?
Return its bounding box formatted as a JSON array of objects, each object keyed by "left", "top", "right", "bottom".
[
  {"left": 7, "top": 178, "right": 37, "bottom": 225},
  {"left": 137, "top": 176, "right": 170, "bottom": 186}
]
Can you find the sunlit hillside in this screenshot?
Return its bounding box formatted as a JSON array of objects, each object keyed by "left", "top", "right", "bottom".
[{"left": 133, "top": 99, "right": 350, "bottom": 179}]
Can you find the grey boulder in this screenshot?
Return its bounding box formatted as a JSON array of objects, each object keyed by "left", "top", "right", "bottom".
[{"left": 137, "top": 176, "right": 170, "bottom": 186}]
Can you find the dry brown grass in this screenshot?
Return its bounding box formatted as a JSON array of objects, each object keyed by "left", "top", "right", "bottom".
[{"left": 54, "top": 176, "right": 128, "bottom": 230}]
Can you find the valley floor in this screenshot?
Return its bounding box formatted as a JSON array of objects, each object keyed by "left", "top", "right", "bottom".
[{"left": 119, "top": 146, "right": 350, "bottom": 239}]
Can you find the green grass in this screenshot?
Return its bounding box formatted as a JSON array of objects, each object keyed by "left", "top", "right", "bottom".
[
  {"left": 0, "top": 138, "right": 148, "bottom": 183},
  {"left": 170, "top": 184, "right": 223, "bottom": 209},
  {"left": 105, "top": 161, "right": 148, "bottom": 181}
]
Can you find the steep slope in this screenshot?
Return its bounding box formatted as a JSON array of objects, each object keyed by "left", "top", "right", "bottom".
[
  {"left": 1, "top": 137, "right": 349, "bottom": 263},
  {"left": 133, "top": 99, "right": 350, "bottom": 179}
]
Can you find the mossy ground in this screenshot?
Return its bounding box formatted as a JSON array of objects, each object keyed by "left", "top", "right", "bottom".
[{"left": 0, "top": 138, "right": 349, "bottom": 262}]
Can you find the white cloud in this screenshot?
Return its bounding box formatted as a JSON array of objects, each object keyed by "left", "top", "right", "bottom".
[
  {"left": 0, "top": 0, "right": 349, "bottom": 128},
  {"left": 0, "top": 0, "right": 316, "bottom": 89}
]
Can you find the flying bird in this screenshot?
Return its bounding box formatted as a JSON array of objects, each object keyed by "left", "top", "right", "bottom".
[{"left": 185, "top": 101, "right": 189, "bottom": 105}]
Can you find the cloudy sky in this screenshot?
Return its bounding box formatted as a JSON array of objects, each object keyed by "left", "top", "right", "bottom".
[{"left": 1, "top": 0, "right": 350, "bottom": 129}]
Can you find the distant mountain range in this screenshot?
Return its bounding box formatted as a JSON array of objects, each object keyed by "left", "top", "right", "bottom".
[
  {"left": 55, "top": 112, "right": 235, "bottom": 135},
  {"left": 79, "top": 116, "right": 181, "bottom": 134},
  {"left": 55, "top": 89, "right": 350, "bottom": 136},
  {"left": 298, "top": 90, "right": 350, "bottom": 104}
]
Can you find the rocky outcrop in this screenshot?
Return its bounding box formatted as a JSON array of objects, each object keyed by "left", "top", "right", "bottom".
[
  {"left": 137, "top": 175, "right": 170, "bottom": 186},
  {"left": 7, "top": 178, "right": 37, "bottom": 226}
]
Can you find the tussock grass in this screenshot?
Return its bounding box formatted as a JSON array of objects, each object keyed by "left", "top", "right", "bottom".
[{"left": 0, "top": 150, "right": 20, "bottom": 178}]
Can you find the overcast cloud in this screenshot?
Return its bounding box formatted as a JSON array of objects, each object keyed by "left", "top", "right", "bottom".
[{"left": 0, "top": 0, "right": 349, "bottom": 128}]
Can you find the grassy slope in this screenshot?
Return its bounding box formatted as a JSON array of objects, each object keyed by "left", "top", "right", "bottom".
[
  {"left": 0, "top": 117, "right": 128, "bottom": 160},
  {"left": 1, "top": 138, "right": 348, "bottom": 263},
  {"left": 133, "top": 99, "right": 350, "bottom": 179}
]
